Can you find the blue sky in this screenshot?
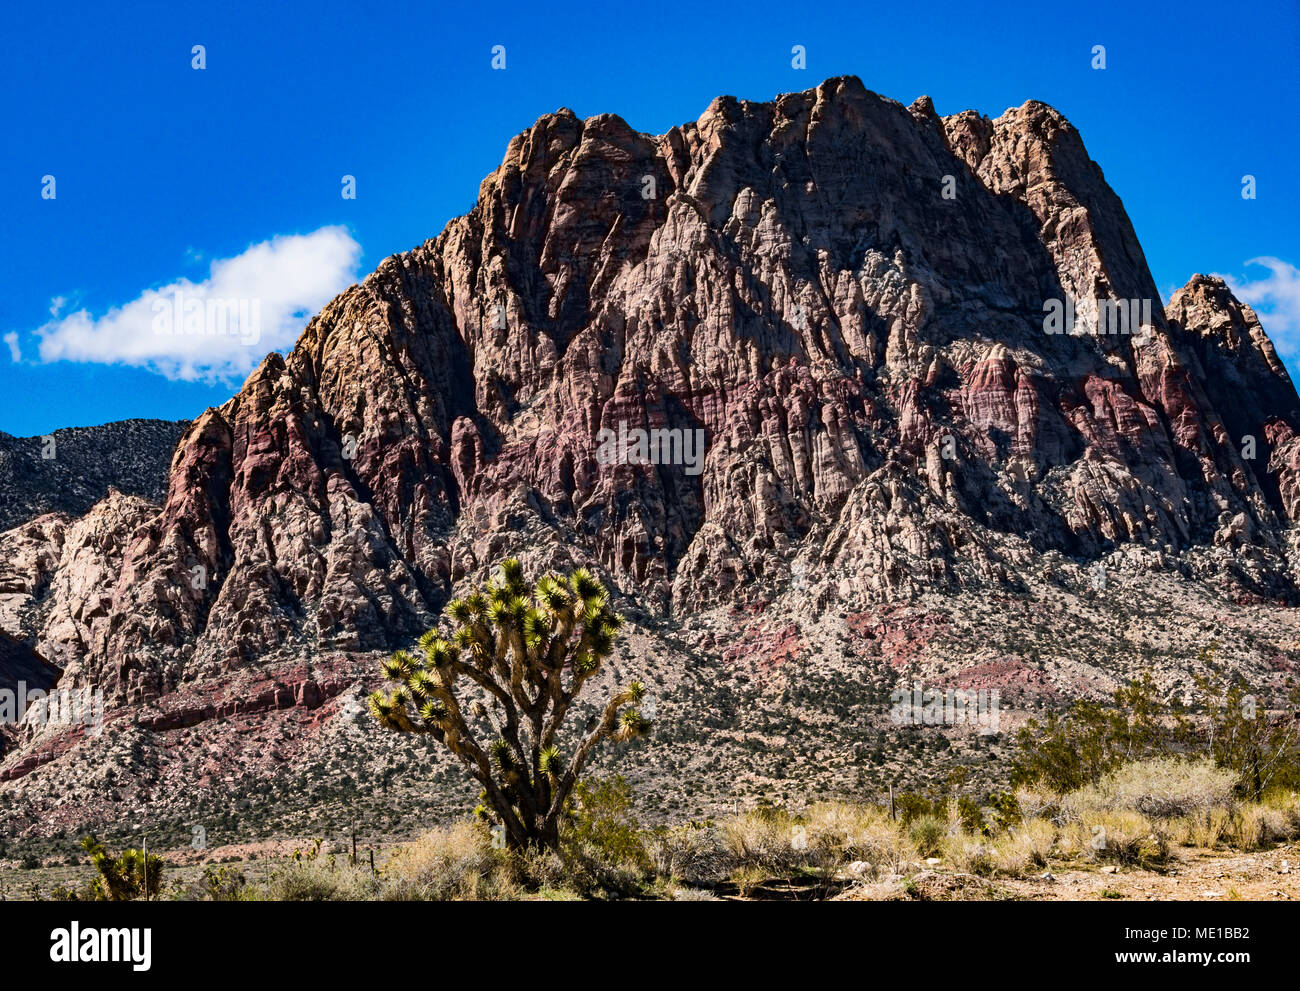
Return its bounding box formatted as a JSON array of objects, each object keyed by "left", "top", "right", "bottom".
[{"left": 2, "top": 0, "right": 1297, "bottom": 436}]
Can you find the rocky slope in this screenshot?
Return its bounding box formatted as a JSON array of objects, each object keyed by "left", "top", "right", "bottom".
[
  {"left": 3, "top": 76, "right": 1299, "bottom": 840},
  {"left": 0, "top": 633, "right": 57, "bottom": 761},
  {"left": 0, "top": 419, "right": 187, "bottom": 534}
]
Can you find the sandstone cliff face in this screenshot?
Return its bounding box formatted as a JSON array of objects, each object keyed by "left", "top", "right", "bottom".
[{"left": 3, "top": 76, "right": 1298, "bottom": 718}]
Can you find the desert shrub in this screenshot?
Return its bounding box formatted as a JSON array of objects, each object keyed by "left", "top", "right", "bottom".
[
  {"left": 990, "top": 819, "right": 1055, "bottom": 875},
  {"left": 269, "top": 859, "right": 377, "bottom": 901},
  {"left": 1011, "top": 675, "right": 1185, "bottom": 792},
  {"left": 184, "top": 865, "right": 255, "bottom": 901},
  {"left": 806, "top": 802, "right": 916, "bottom": 878},
  {"left": 267, "top": 841, "right": 378, "bottom": 901},
  {"left": 1062, "top": 758, "right": 1235, "bottom": 820},
  {"left": 509, "top": 844, "right": 569, "bottom": 893},
  {"left": 1072, "top": 810, "right": 1168, "bottom": 864},
  {"left": 1013, "top": 660, "right": 1300, "bottom": 802},
  {"left": 380, "top": 822, "right": 517, "bottom": 901},
  {"left": 894, "top": 793, "right": 939, "bottom": 825},
  {"left": 956, "top": 795, "right": 986, "bottom": 833},
  {"left": 648, "top": 822, "right": 727, "bottom": 885},
  {"left": 1197, "top": 661, "right": 1300, "bottom": 799},
  {"left": 987, "top": 792, "right": 1022, "bottom": 831},
  {"left": 909, "top": 815, "right": 946, "bottom": 858},
  {"left": 558, "top": 776, "right": 651, "bottom": 898},
  {"left": 720, "top": 806, "right": 804, "bottom": 873}
]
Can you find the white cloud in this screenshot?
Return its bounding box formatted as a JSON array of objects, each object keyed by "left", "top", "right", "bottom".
[
  {"left": 3, "top": 332, "right": 20, "bottom": 363},
  {"left": 31, "top": 227, "right": 361, "bottom": 382},
  {"left": 1218, "top": 256, "right": 1300, "bottom": 358}
]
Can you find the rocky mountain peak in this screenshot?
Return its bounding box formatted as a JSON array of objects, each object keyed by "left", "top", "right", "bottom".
[{"left": 2, "top": 80, "right": 1298, "bottom": 811}]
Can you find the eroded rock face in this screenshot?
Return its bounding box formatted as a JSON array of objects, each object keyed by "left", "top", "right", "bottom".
[{"left": 4, "top": 75, "right": 1299, "bottom": 718}]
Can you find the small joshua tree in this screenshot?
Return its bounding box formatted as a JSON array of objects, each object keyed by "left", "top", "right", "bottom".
[
  {"left": 369, "top": 559, "right": 652, "bottom": 849},
  {"left": 80, "top": 835, "right": 164, "bottom": 901}
]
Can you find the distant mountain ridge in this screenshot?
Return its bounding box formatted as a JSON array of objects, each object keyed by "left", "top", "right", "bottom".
[{"left": 0, "top": 419, "right": 187, "bottom": 532}]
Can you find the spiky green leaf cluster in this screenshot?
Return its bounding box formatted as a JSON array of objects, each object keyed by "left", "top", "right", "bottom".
[
  {"left": 368, "top": 559, "right": 653, "bottom": 849},
  {"left": 79, "top": 835, "right": 165, "bottom": 901}
]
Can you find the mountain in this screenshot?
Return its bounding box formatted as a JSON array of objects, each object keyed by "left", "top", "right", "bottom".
[
  {"left": 0, "top": 418, "right": 187, "bottom": 674},
  {"left": 3, "top": 77, "right": 1299, "bottom": 841},
  {"left": 0, "top": 419, "right": 187, "bottom": 533}
]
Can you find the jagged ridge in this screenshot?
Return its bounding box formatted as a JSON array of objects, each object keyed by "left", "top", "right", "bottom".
[{"left": 2, "top": 75, "right": 1298, "bottom": 719}]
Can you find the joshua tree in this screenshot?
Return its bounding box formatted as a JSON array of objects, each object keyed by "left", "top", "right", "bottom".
[
  {"left": 80, "top": 836, "right": 164, "bottom": 901},
  {"left": 369, "top": 559, "right": 652, "bottom": 849}
]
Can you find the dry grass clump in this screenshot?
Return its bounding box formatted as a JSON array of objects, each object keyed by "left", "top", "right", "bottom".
[
  {"left": 260, "top": 773, "right": 1300, "bottom": 901},
  {"left": 730, "top": 864, "right": 770, "bottom": 897},
  {"left": 1165, "top": 810, "right": 1216, "bottom": 848},
  {"left": 1056, "top": 810, "right": 1168, "bottom": 865},
  {"left": 908, "top": 815, "right": 947, "bottom": 859},
  {"left": 1228, "top": 805, "right": 1270, "bottom": 851},
  {"left": 380, "top": 822, "right": 523, "bottom": 901},
  {"left": 939, "top": 834, "right": 994, "bottom": 875},
  {"left": 267, "top": 845, "right": 379, "bottom": 901},
  {"left": 719, "top": 807, "right": 805, "bottom": 873},
  {"left": 1062, "top": 758, "right": 1235, "bottom": 821},
  {"left": 647, "top": 822, "right": 727, "bottom": 885},
  {"left": 711, "top": 802, "right": 919, "bottom": 886},
  {"left": 990, "top": 818, "right": 1055, "bottom": 874},
  {"left": 1259, "top": 790, "right": 1300, "bottom": 835},
  {"left": 667, "top": 884, "right": 720, "bottom": 901},
  {"left": 1227, "top": 797, "right": 1300, "bottom": 851},
  {"left": 1187, "top": 807, "right": 1232, "bottom": 849},
  {"left": 806, "top": 802, "right": 918, "bottom": 878},
  {"left": 1013, "top": 785, "right": 1060, "bottom": 822}
]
